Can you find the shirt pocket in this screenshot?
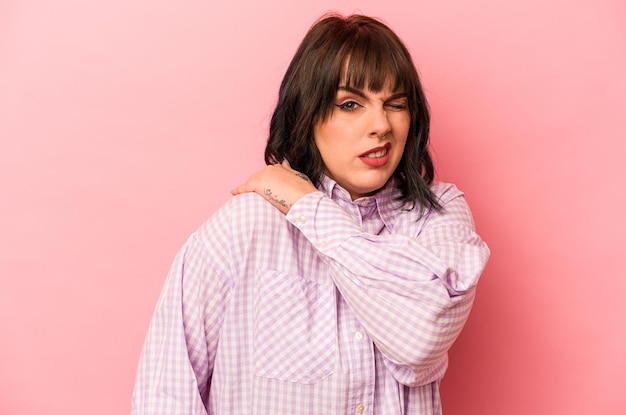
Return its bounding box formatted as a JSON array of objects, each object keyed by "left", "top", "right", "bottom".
[{"left": 253, "top": 269, "right": 336, "bottom": 384}]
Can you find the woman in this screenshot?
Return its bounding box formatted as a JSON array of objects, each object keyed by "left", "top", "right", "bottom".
[{"left": 132, "top": 13, "right": 489, "bottom": 415}]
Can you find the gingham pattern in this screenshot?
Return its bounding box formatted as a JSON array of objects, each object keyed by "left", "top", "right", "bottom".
[{"left": 131, "top": 176, "right": 489, "bottom": 414}]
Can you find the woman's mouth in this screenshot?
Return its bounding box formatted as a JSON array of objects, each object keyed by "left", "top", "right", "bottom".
[
  {"left": 359, "top": 143, "right": 391, "bottom": 167},
  {"left": 362, "top": 148, "right": 387, "bottom": 158}
]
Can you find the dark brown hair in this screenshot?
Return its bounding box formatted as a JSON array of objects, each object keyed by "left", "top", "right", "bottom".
[{"left": 265, "top": 13, "right": 442, "bottom": 213}]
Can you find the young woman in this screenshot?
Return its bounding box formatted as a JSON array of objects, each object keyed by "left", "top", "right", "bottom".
[{"left": 132, "top": 13, "right": 489, "bottom": 415}]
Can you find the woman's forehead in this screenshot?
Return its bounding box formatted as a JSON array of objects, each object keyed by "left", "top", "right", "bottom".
[
  {"left": 339, "top": 58, "right": 406, "bottom": 93},
  {"left": 335, "top": 84, "right": 406, "bottom": 98},
  {"left": 338, "top": 73, "right": 404, "bottom": 94}
]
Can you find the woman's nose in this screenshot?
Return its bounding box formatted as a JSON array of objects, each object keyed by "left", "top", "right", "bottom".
[{"left": 369, "top": 107, "right": 391, "bottom": 139}]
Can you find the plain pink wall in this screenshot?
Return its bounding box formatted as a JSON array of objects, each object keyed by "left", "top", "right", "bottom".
[{"left": 1, "top": 0, "right": 625, "bottom": 414}]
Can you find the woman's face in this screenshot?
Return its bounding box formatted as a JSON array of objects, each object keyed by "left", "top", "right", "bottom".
[{"left": 313, "top": 84, "right": 410, "bottom": 200}]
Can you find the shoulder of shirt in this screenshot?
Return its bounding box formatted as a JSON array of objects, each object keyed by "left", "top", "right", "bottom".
[
  {"left": 192, "top": 192, "right": 285, "bottom": 250},
  {"left": 391, "top": 181, "right": 464, "bottom": 215},
  {"left": 198, "top": 192, "right": 285, "bottom": 232},
  {"left": 429, "top": 180, "right": 465, "bottom": 204},
  {"left": 373, "top": 180, "right": 463, "bottom": 233},
  {"left": 225, "top": 191, "right": 277, "bottom": 210}
]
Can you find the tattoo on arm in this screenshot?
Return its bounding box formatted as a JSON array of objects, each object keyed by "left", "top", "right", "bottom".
[{"left": 264, "top": 188, "right": 292, "bottom": 209}]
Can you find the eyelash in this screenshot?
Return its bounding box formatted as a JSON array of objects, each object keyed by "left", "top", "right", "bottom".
[
  {"left": 335, "top": 100, "right": 408, "bottom": 112},
  {"left": 386, "top": 103, "right": 407, "bottom": 111},
  {"left": 335, "top": 101, "right": 362, "bottom": 112}
]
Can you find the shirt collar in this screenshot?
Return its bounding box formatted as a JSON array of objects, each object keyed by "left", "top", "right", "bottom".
[{"left": 318, "top": 175, "right": 404, "bottom": 231}]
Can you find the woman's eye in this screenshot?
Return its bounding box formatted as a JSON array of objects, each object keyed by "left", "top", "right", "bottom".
[
  {"left": 385, "top": 101, "right": 408, "bottom": 111},
  {"left": 335, "top": 101, "right": 362, "bottom": 112}
]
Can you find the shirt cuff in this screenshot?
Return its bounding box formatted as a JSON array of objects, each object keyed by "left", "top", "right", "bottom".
[{"left": 286, "top": 191, "right": 360, "bottom": 256}]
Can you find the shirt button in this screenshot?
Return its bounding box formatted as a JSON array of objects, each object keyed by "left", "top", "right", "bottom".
[
  {"left": 356, "top": 403, "right": 365, "bottom": 413},
  {"left": 319, "top": 240, "right": 328, "bottom": 249},
  {"left": 354, "top": 331, "right": 364, "bottom": 340},
  {"left": 299, "top": 215, "right": 307, "bottom": 224},
  {"left": 359, "top": 199, "right": 369, "bottom": 207}
]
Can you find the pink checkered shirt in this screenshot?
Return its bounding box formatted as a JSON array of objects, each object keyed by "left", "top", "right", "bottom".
[{"left": 132, "top": 176, "right": 489, "bottom": 414}]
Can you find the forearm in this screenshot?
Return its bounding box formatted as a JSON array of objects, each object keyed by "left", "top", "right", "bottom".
[
  {"left": 286, "top": 190, "right": 489, "bottom": 384},
  {"left": 329, "top": 257, "right": 477, "bottom": 384}
]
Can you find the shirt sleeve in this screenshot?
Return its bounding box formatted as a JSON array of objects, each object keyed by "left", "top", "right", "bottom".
[
  {"left": 285, "top": 186, "right": 490, "bottom": 387},
  {"left": 131, "top": 211, "right": 233, "bottom": 414}
]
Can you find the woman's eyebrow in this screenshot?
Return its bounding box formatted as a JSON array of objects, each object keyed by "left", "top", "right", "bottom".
[
  {"left": 337, "top": 85, "right": 366, "bottom": 97},
  {"left": 337, "top": 86, "right": 407, "bottom": 101},
  {"left": 386, "top": 92, "right": 408, "bottom": 101}
]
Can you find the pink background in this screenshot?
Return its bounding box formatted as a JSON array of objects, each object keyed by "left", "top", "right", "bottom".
[{"left": 1, "top": 0, "right": 625, "bottom": 414}]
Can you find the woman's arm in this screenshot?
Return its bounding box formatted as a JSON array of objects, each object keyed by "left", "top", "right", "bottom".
[
  {"left": 233, "top": 164, "right": 489, "bottom": 386},
  {"left": 131, "top": 217, "right": 232, "bottom": 414},
  {"left": 285, "top": 185, "right": 489, "bottom": 386}
]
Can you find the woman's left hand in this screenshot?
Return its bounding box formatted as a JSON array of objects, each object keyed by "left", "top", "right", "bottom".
[{"left": 231, "top": 160, "right": 318, "bottom": 214}]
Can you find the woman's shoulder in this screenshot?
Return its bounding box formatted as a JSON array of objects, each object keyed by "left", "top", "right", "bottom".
[
  {"left": 197, "top": 192, "right": 287, "bottom": 238},
  {"left": 224, "top": 192, "right": 279, "bottom": 214},
  {"left": 394, "top": 181, "right": 465, "bottom": 216},
  {"left": 429, "top": 180, "right": 465, "bottom": 203},
  {"left": 232, "top": 192, "right": 290, "bottom": 222},
  {"left": 387, "top": 180, "right": 469, "bottom": 232}
]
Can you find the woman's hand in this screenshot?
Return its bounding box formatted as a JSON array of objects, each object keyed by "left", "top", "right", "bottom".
[{"left": 231, "top": 160, "right": 318, "bottom": 214}]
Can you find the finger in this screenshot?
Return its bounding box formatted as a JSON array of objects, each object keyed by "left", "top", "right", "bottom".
[{"left": 230, "top": 182, "right": 251, "bottom": 195}]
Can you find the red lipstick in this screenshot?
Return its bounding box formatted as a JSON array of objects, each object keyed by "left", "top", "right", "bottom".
[{"left": 359, "top": 142, "right": 391, "bottom": 167}]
